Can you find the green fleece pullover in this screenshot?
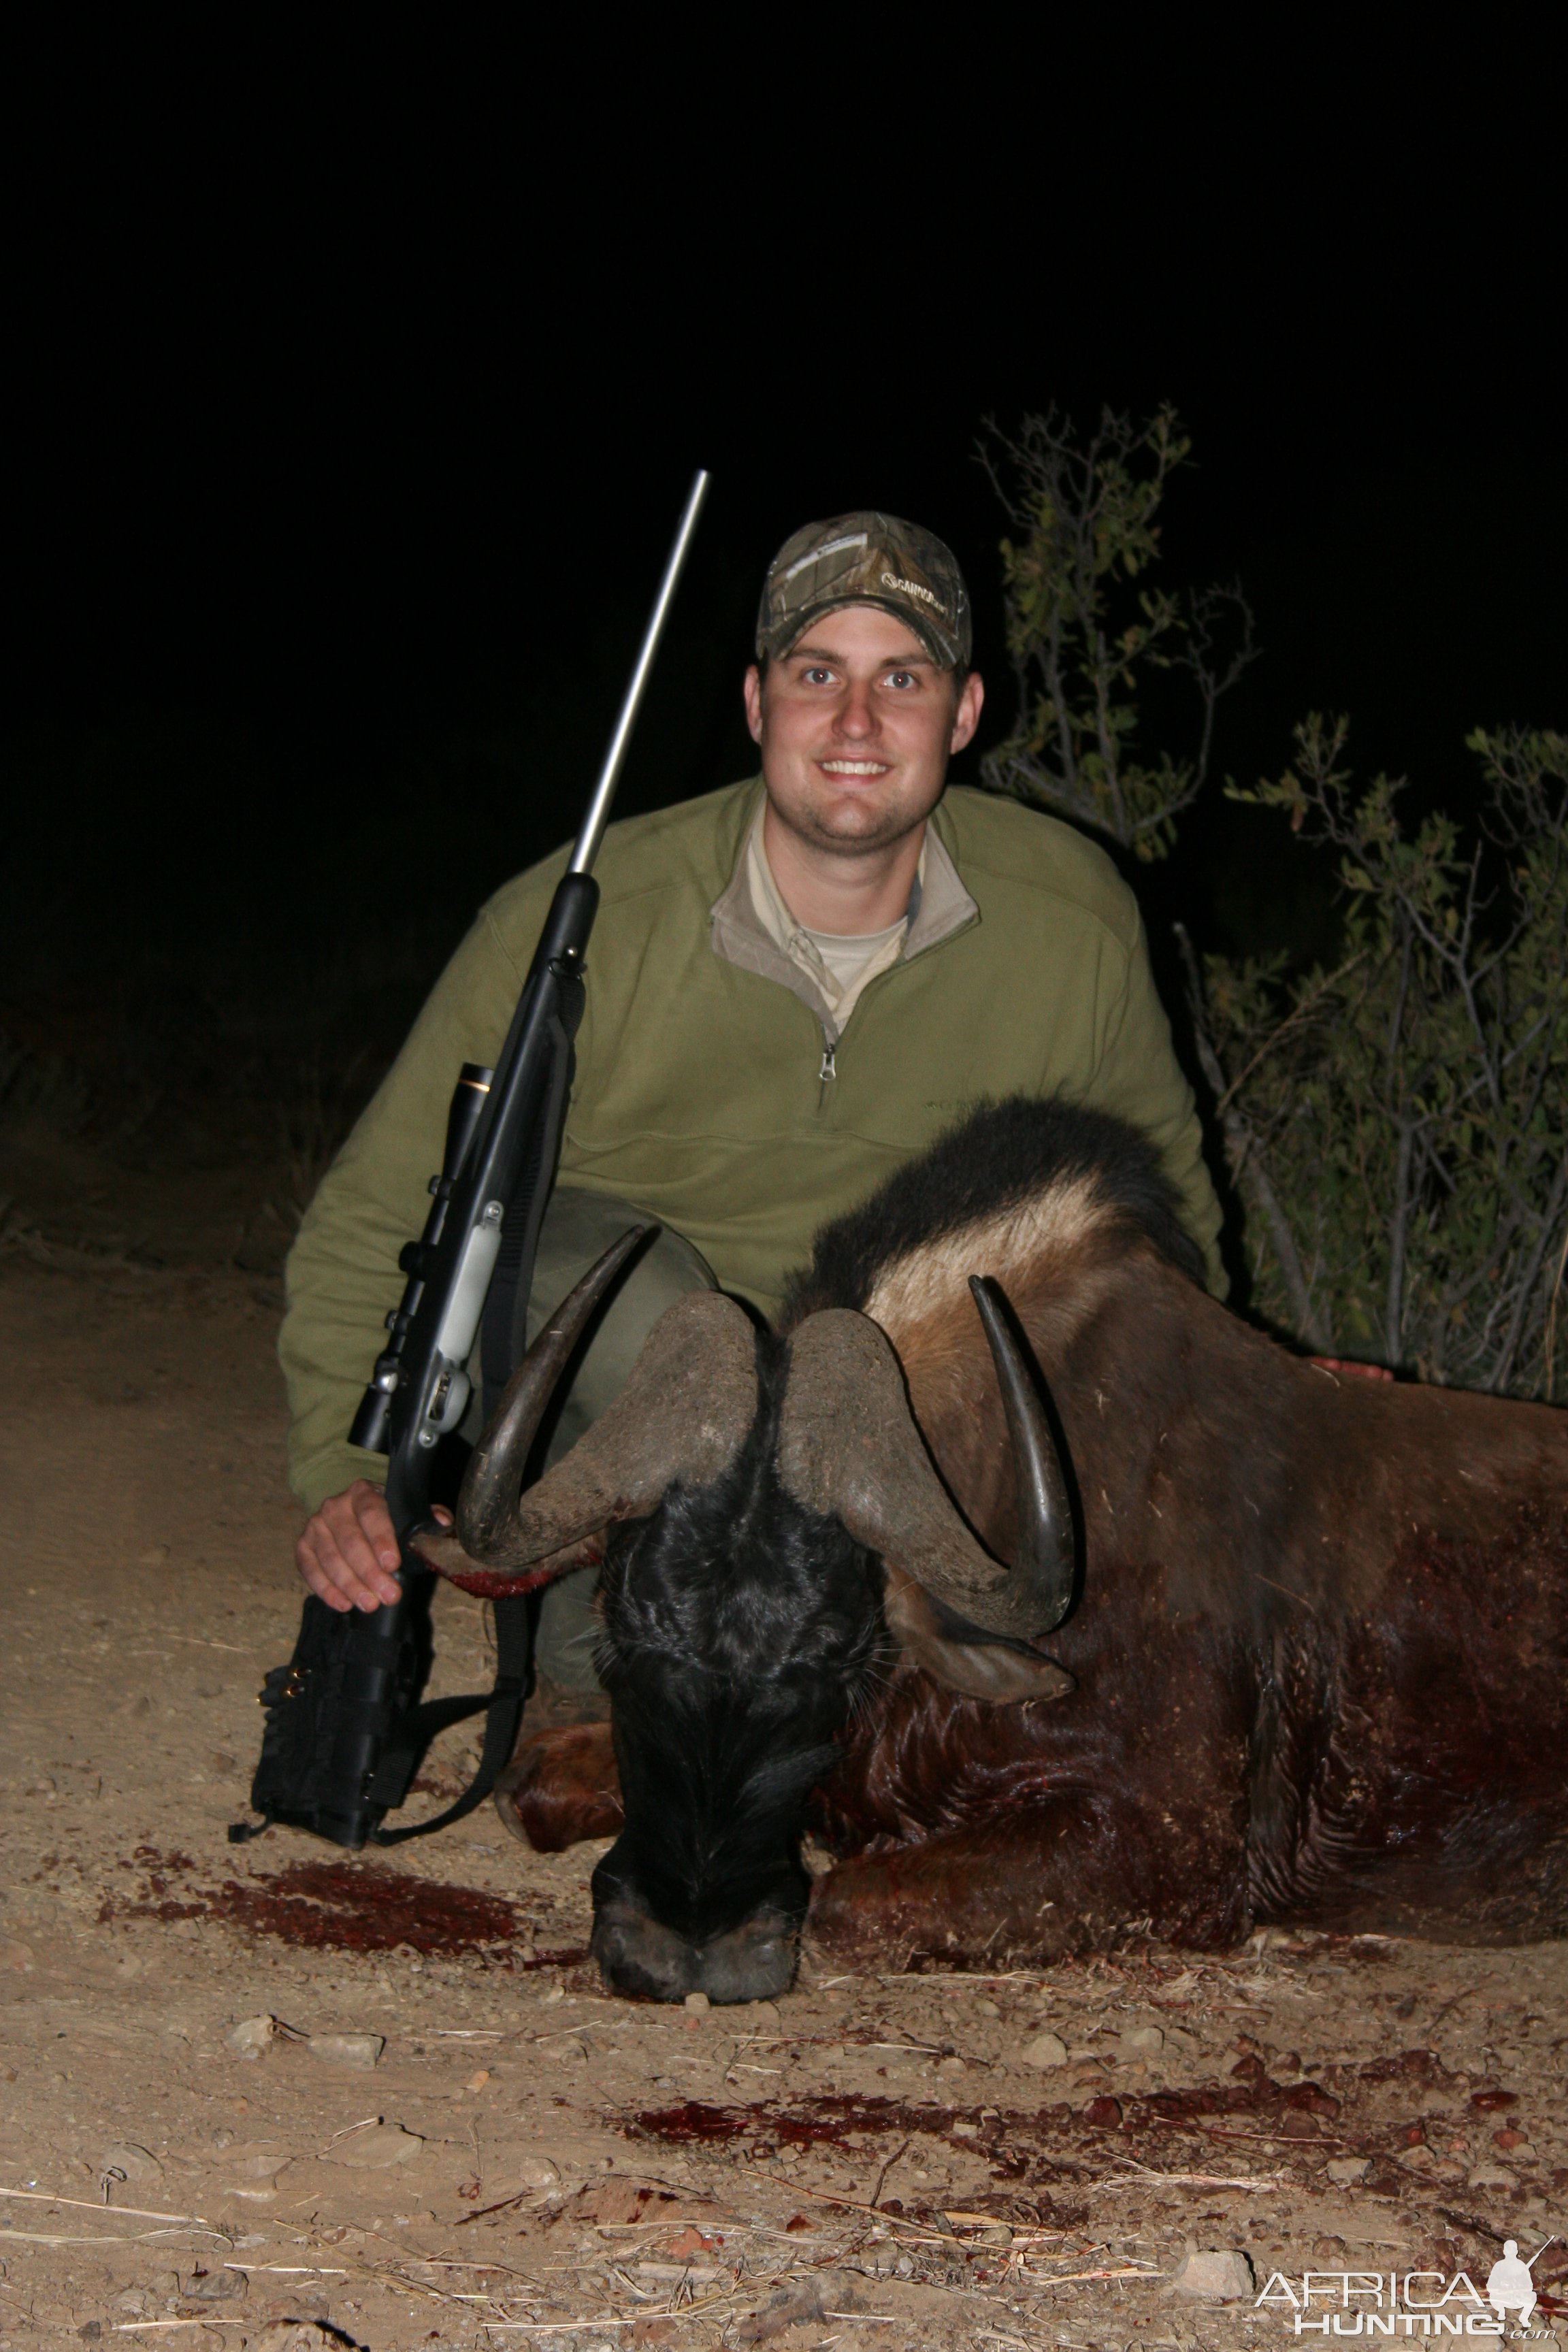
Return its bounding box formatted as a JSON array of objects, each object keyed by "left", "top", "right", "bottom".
[{"left": 281, "top": 779, "right": 1224, "bottom": 1510}]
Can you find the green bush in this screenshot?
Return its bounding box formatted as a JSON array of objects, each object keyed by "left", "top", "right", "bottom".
[
  {"left": 978, "top": 405, "right": 1254, "bottom": 860},
  {"left": 1194, "top": 721, "right": 1568, "bottom": 1392},
  {"left": 983, "top": 410, "right": 1568, "bottom": 1394}
]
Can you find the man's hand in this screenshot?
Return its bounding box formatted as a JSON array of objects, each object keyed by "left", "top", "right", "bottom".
[{"left": 295, "top": 1479, "right": 404, "bottom": 1613}]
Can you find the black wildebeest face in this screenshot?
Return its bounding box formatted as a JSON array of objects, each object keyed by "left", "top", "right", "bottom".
[
  {"left": 590, "top": 1366, "right": 888, "bottom": 2001},
  {"left": 414, "top": 1230, "right": 1078, "bottom": 2002}
]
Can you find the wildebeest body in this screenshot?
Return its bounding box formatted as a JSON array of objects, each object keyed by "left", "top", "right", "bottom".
[
  {"left": 420, "top": 1099, "right": 1568, "bottom": 1992},
  {"left": 806, "top": 1238, "right": 1568, "bottom": 1963}
]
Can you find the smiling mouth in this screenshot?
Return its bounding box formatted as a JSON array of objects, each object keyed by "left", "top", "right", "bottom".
[{"left": 818, "top": 759, "right": 891, "bottom": 778}]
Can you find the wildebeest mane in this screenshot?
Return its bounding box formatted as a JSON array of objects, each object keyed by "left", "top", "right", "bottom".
[{"left": 782, "top": 1096, "right": 1204, "bottom": 1326}]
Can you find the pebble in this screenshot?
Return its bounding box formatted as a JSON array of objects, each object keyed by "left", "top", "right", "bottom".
[
  {"left": 307, "top": 2031, "right": 384, "bottom": 2070},
  {"left": 1172, "top": 2249, "right": 1257, "bottom": 2300},
  {"left": 225, "top": 2014, "right": 280, "bottom": 2059},
  {"left": 1467, "top": 2161, "right": 1518, "bottom": 2190},
  {"left": 182, "top": 2266, "right": 247, "bottom": 2304},
  {"left": 223, "top": 2146, "right": 290, "bottom": 2181},
  {"left": 335, "top": 2124, "right": 424, "bottom": 2170},
  {"left": 1326, "top": 2157, "right": 1370, "bottom": 2184},
  {"left": 1019, "top": 2031, "right": 1068, "bottom": 2070},
  {"left": 508, "top": 2153, "right": 561, "bottom": 2190},
  {"left": 684, "top": 1991, "right": 710, "bottom": 2014},
  {"left": 1119, "top": 2024, "right": 1164, "bottom": 2059},
  {"left": 102, "top": 2141, "right": 162, "bottom": 2183}
]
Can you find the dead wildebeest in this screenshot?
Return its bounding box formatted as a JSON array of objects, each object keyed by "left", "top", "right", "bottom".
[{"left": 416, "top": 1098, "right": 1568, "bottom": 2002}]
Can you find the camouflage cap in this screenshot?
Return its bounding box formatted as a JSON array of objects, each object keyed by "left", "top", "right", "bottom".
[{"left": 756, "top": 510, "right": 972, "bottom": 670}]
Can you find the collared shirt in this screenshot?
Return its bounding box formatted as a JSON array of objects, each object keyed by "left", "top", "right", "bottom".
[
  {"left": 711, "top": 796, "right": 980, "bottom": 1045},
  {"left": 745, "top": 803, "right": 914, "bottom": 1028}
]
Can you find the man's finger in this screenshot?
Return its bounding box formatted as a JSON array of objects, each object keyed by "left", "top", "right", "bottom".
[
  {"left": 295, "top": 1493, "right": 401, "bottom": 1611},
  {"left": 345, "top": 1480, "right": 403, "bottom": 1571},
  {"left": 321, "top": 1490, "right": 402, "bottom": 1605}
]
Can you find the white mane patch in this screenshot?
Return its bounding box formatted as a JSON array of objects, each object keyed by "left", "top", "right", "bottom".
[{"left": 864, "top": 1171, "right": 1107, "bottom": 1337}]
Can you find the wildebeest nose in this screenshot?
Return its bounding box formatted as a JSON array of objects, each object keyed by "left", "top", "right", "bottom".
[{"left": 589, "top": 1889, "right": 800, "bottom": 2005}]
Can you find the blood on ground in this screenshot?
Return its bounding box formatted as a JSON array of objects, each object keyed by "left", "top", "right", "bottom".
[{"left": 100, "top": 1844, "right": 585, "bottom": 1962}]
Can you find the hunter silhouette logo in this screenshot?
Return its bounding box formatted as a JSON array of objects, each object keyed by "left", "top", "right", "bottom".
[
  {"left": 1254, "top": 2238, "right": 1557, "bottom": 2335},
  {"left": 1485, "top": 2241, "right": 1552, "bottom": 2332}
]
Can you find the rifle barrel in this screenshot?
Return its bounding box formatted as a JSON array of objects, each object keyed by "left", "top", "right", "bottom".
[{"left": 569, "top": 468, "right": 710, "bottom": 877}]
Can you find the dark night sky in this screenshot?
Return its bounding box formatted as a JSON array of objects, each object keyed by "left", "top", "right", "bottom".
[{"left": 5, "top": 29, "right": 1565, "bottom": 1000}]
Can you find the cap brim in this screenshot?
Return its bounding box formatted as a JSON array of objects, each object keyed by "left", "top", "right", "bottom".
[{"left": 760, "top": 592, "right": 962, "bottom": 670}]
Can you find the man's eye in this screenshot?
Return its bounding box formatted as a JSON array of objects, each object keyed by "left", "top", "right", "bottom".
[
  {"left": 886, "top": 670, "right": 917, "bottom": 689},
  {"left": 804, "top": 667, "right": 834, "bottom": 685}
]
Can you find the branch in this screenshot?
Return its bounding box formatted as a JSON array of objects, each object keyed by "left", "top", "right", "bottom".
[{"left": 1173, "top": 924, "right": 1333, "bottom": 1352}]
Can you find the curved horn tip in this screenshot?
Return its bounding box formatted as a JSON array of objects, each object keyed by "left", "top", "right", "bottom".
[
  {"left": 459, "top": 1222, "right": 659, "bottom": 1559},
  {"left": 967, "top": 1273, "right": 1079, "bottom": 1635}
]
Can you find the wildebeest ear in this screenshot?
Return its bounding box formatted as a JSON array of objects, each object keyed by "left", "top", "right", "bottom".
[{"left": 883, "top": 1567, "right": 1075, "bottom": 1705}]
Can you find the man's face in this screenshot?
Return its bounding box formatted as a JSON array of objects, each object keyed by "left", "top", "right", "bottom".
[{"left": 744, "top": 604, "right": 984, "bottom": 856}]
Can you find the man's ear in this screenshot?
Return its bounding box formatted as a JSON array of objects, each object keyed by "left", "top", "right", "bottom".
[
  {"left": 743, "top": 662, "right": 765, "bottom": 745},
  {"left": 883, "top": 1565, "right": 1074, "bottom": 1705},
  {"left": 949, "top": 668, "right": 984, "bottom": 756}
]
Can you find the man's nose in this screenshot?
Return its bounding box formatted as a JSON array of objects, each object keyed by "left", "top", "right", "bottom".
[{"left": 832, "top": 677, "right": 879, "bottom": 739}]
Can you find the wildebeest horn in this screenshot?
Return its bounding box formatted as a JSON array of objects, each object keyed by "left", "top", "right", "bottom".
[
  {"left": 967, "top": 1275, "right": 1077, "bottom": 1631},
  {"left": 776, "top": 1290, "right": 1077, "bottom": 1641},
  {"left": 456, "top": 1247, "right": 760, "bottom": 1571}
]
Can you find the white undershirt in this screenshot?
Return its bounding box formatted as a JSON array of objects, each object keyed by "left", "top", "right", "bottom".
[{"left": 745, "top": 807, "right": 920, "bottom": 1026}]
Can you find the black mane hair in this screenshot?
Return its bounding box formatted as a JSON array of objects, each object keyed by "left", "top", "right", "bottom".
[{"left": 783, "top": 1095, "right": 1206, "bottom": 1325}]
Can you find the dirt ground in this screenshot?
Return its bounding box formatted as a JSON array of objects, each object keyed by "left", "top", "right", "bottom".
[{"left": 3, "top": 1113, "right": 1568, "bottom": 2350}]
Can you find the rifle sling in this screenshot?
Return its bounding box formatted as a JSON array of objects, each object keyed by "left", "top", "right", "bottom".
[{"left": 370, "top": 1591, "right": 532, "bottom": 1845}]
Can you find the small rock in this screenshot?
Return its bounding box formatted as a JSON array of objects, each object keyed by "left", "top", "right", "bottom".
[
  {"left": 1119, "top": 2023, "right": 1164, "bottom": 2059},
  {"left": 1020, "top": 2030, "right": 1068, "bottom": 2070},
  {"left": 1326, "top": 2157, "right": 1371, "bottom": 2184},
  {"left": 935, "top": 2054, "right": 966, "bottom": 2076},
  {"left": 335, "top": 2124, "right": 424, "bottom": 2170},
  {"left": 1467, "top": 2161, "right": 1518, "bottom": 2190},
  {"left": 505, "top": 2153, "right": 561, "bottom": 2191},
  {"left": 683, "top": 1991, "right": 710, "bottom": 2014},
  {"left": 0, "top": 1940, "right": 33, "bottom": 1974},
  {"left": 102, "top": 2141, "right": 163, "bottom": 2183},
  {"left": 225, "top": 2014, "right": 280, "bottom": 2059},
  {"left": 1396, "top": 2143, "right": 1437, "bottom": 2173},
  {"left": 950, "top": 2120, "right": 979, "bottom": 2138},
  {"left": 306, "top": 2031, "right": 384, "bottom": 2070},
  {"left": 225, "top": 2146, "right": 290, "bottom": 2180},
  {"left": 182, "top": 2267, "right": 247, "bottom": 2304},
  {"left": 1172, "top": 2249, "right": 1256, "bottom": 2300},
  {"left": 737, "top": 2272, "right": 856, "bottom": 2343}
]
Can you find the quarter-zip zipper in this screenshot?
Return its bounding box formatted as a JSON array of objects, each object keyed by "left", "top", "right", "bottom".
[{"left": 819, "top": 1039, "right": 837, "bottom": 1083}]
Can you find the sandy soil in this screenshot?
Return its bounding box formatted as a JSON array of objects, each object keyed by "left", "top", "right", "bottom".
[{"left": 3, "top": 1209, "right": 1568, "bottom": 2348}]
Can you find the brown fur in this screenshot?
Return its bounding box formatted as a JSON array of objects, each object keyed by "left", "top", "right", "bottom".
[
  {"left": 807, "top": 1240, "right": 1568, "bottom": 1963},
  {"left": 511, "top": 1218, "right": 1568, "bottom": 1964}
]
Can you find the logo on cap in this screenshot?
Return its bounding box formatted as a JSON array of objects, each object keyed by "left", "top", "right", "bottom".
[{"left": 757, "top": 510, "right": 971, "bottom": 669}]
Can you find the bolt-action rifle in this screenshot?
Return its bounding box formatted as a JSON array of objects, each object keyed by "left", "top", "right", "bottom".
[{"left": 231, "top": 471, "right": 710, "bottom": 1850}]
